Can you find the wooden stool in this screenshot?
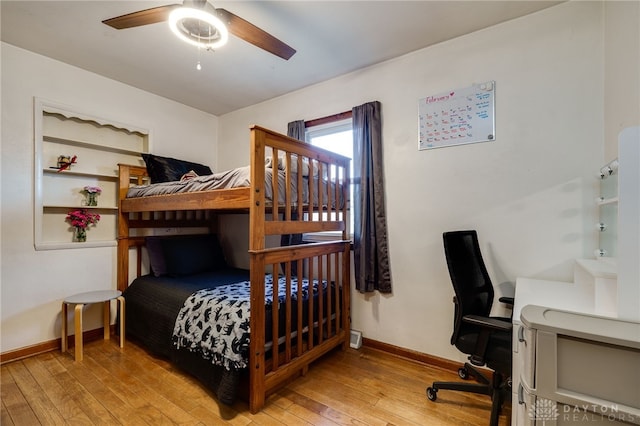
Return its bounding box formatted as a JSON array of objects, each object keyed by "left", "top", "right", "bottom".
[{"left": 61, "top": 290, "right": 125, "bottom": 361}]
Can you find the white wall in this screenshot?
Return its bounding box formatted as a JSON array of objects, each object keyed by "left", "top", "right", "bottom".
[
  {"left": 218, "top": 2, "right": 608, "bottom": 361},
  {"left": 604, "top": 1, "right": 640, "bottom": 161},
  {"left": 617, "top": 127, "right": 640, "bottom": 321},
  {"left": 1, "top": 43, "right": 218, "bottom": 352}
]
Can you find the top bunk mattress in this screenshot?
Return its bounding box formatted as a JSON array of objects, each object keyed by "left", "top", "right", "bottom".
[
  {"left": 127, "top": 166, "right": 253, "bottom": 197},
  {"left": 126, "top": 165, "right": 344, "bottom": 207}
]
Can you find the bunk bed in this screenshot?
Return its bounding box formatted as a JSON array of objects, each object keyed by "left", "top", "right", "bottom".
[{"left": 117, "top": 125, "right": 352, "bottom": 413}]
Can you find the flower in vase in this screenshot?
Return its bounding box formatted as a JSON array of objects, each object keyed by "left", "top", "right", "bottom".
[
  {"left": 66, "top": 209, "right": 100, "bottom": 230},
  {"left": 82, "top": 186, "right": 101, "bottom": 206},
  {"left": 83, "top": 186, "right": 102, "bottom": 194}
]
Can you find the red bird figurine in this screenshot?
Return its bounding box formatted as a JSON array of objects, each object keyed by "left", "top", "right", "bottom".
[{"left": 57, "top": 155, "right": 77, "bottom": 172}]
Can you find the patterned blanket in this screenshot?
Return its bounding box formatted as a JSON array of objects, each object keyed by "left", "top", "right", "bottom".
[{"left": 172, "top": 275, "right": 325, "bottom": 371}]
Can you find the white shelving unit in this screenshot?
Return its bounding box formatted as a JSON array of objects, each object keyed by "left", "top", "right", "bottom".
[
  {"left": 34, "top": 98, "right": 149, "bottom": 250},
  {"left": 596, "top": 159, "right": 619, "bottom": 258}
]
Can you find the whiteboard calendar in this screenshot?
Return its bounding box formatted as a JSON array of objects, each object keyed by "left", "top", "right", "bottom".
[{"left": 418, "top": 81, "right": 495, "bottom": 150}]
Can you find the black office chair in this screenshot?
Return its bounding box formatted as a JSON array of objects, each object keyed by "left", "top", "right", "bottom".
[{"left": 427, "top": 230, "right": 513, "bottom": 426}]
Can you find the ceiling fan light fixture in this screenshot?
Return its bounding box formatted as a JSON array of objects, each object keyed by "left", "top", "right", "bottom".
[{"left": 168, "top": 7, "right": 228, "bottom": 50}]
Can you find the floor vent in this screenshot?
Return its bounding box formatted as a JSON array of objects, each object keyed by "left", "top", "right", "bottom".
[{"left": 350, "top": 330, "right": 362, "bottom": 349}]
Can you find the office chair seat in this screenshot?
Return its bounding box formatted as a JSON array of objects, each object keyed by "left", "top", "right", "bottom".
[{"left": 456, "top": 330, "right": 512, "bottom": 375}]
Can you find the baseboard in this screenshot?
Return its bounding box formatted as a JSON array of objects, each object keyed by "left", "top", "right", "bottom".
[
  {"left": 362, "top": 337, "right": 461, "bottom": 373},
  {"left": 0, "top": 326, "right": 116, "bottom": 365},
  {"left": 2, "top": 328, "right": 460, "bottom": 373}
]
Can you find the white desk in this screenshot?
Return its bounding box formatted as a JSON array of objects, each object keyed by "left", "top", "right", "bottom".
[
  {"left": 512, "top": 278, "right": 599, "bottom": 425},
  {"left": 513, "top": 278, "right": 596, "bottom": 322},
  {"left": 510, "top": 255, "right": 640, "bottom": 426},
  {"left": 516, "top": 305, "right": 640, "bottom": 425}
]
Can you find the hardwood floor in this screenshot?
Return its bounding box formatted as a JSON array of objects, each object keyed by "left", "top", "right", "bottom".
[{"left": 1, "top": 339, "right": 511, "bottom": 425}]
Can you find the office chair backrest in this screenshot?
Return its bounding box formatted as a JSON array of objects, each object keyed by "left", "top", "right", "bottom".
[{"left": 443, "top": 230, "right": 495, "bottom": 345}]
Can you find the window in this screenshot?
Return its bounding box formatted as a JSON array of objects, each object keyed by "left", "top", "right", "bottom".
[{"left": 304, "top": 117, "right": 354, "bottom": 238}]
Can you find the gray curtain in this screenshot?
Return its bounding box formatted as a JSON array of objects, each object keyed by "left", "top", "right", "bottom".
[
  {"left": 287, "top": 120, "right": 305, "bottom": 141},
  {"left": 280, "top": 120, "right": 306, "bottom": 275},
  {"left": 352, "top": 101, "right": 392, "bottom": 293}
]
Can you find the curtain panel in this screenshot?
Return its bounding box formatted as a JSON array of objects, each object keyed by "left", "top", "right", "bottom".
[
  {"left": 287, "top": 120, "right": 305, "bottom": 141},
  {"left": 352, "top": 101, "right": 392, "bottom": 293}
]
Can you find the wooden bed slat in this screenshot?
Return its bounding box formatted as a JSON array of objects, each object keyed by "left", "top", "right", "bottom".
[
  {"left": 121, "top": 187, "right": 251, "bottom": 212},
  {"left": 264, "top": 220, "right": 344, "bottom": 235}
]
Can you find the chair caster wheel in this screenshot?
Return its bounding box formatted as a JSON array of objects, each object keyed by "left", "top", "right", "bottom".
[
  {"left": 458, "top": 367, "right": 470, "bottom": 380},
  {"left": 426, "top": 387, "right": 438, "bottom": 401}
]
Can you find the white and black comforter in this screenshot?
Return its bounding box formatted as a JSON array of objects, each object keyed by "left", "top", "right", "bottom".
[{"left": 172, "top": 274, "right": 326, "bottom": 371}]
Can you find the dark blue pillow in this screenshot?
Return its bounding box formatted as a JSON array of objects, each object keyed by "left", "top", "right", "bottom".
[
  {"left": 146, "top": 236, "right": 167, "bottom": 277},
  {"left": 142, "top": 153, "right": 213, "bottom": 183},
  {"left": 146, "top": 234, "right": 226, "bottom": 277}
]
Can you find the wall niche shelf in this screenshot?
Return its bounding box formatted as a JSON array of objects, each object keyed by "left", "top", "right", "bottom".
[
  {"left": 42, "top": 168, "right": 120, "bottom": 180},
  {"left": 43, "top": 135, "right": 144, "bottom": 157},
  {"left": 43, "top": 205, "right": 118, "bottom": 211},
  {"left": 34, "top": 98, "right": 149, "bottom": 250}
]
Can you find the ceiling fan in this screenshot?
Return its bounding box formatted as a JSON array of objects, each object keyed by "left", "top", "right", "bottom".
[{"left": 102, "top": 0, "right": 296, "bottom": 60}]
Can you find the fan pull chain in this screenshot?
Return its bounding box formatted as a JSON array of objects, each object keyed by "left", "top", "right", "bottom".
[
  {"left": 194, "top": 21, "right": 215, "bottom": 70},
  {"left": 196, "top": 20, "right": 203, "bottom": 71}
]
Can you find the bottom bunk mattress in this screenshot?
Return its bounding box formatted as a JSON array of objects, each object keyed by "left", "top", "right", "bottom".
[{"left": 123, "top": 268, "right": 336, "bottom": 405}]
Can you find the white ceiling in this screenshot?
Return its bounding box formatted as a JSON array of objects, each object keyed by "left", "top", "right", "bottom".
[{"left": 1, "top": 1, "right": 562, "bottom": 116}]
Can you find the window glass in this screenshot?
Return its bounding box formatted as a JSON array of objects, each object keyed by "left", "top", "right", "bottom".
[{"left": 305, "top": 119, "right": 354, "bottom": 236}]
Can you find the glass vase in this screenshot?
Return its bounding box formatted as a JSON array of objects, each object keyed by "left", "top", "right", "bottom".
[
  {"left": 86, "top": 192, "right": 98, "bottom": 207},
  {"left": 74, "top": 227, "right": 87, "bottom": 242}
]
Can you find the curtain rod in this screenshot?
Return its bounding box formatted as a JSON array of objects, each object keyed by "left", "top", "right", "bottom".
[{"left": 305, "top": 110, "right": 352, "bottom": 128}]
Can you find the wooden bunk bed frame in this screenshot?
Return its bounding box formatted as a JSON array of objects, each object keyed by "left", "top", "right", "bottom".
[{"left": 117, "top": 125, "right": 351, "bottom": 413}]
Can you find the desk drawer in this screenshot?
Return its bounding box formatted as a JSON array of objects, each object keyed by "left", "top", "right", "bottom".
[{"left": 515, "top": 382, "right": 535, "bottom": 426}]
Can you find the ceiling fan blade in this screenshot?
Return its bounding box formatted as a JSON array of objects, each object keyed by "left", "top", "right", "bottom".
[
  {"left": 102, "top": 4, "right": 181, "bottom": 29},
  {"left": 215, "top": 8, "right": 296, "bottom": 60}
]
